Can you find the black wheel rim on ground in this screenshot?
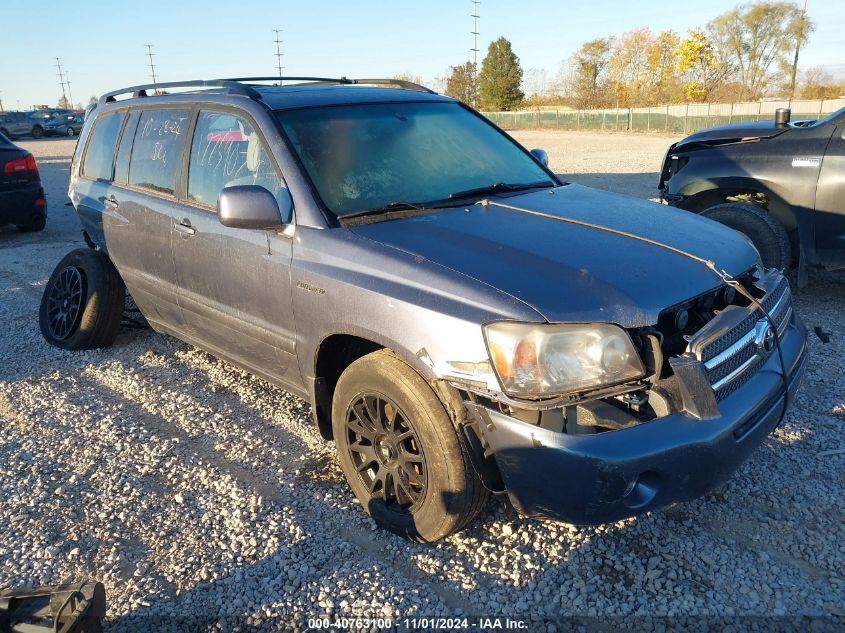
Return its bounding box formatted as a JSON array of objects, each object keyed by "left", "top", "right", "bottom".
[
  {"left": 45, "top": 266, "right": 85, "bottom": 340},
  {"left": 345, "top": 393, "right": 428, "bottom": 513}
]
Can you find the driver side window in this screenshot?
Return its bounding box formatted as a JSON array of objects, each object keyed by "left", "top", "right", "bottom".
[{"left": 187, "top": 111, "right": 287, "bottom": 220}]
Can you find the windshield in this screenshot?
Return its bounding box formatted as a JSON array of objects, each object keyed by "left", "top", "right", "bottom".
[{"left": 276, "top": 102, "right": 552, "bottom": 217}]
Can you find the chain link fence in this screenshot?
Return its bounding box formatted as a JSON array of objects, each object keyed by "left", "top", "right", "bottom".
[{"left": 483, "top": 98, "right": 845, "bottom": 134}]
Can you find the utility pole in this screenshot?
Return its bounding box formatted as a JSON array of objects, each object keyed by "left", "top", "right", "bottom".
[
  {"left": 790, "top": 0, "right": 808, "bottom": 99},
  {"left": 66, "top": 71, "right": 74, "bottom": 109},
  {"left": 145, "top": 44, "right": 158, "bottom": 88},
  {"left": 55, "top": 57, "right": 68, "bottom": 107},
  {"left": 0, "top": 91, "right": 4, "bottom": 113},
  {"left": 273, "top": 29, "right": 284, "bottom": 85},
  {"left": 471, "top": 0, "right": 480, "bottom": 107}
]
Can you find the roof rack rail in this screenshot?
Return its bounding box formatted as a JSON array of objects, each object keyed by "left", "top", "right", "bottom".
[
  {"left": 98, "top": 79, "right": 262, "bottom": 104},
  {"left": 225, "top": 76, "right": 436, "bottom": 94},
  {"left": 97, "top": 76, "right": 436, "bottom": 105}
]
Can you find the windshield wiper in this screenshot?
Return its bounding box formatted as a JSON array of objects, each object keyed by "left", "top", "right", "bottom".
[
  {"left": 448, "top": 180, "right": 554, "bottom": 199},
  {"left": 340, "top": 201, "right": 431, "bottom": 222},
  {"left": 339, "top": 198, "right": 474, "bottom": 224}
]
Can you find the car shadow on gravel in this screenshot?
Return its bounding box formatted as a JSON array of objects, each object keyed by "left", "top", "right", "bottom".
[{"left": 556, "top": 172, "right": 660, "bottom": 200}]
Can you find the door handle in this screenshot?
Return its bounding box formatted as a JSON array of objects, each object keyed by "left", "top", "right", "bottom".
[
  {"left": 174, "top": 219, "right": 196, "bottom": 236},
  {"left": 104, "top": 196, "right": 118, "bottom": 210}
]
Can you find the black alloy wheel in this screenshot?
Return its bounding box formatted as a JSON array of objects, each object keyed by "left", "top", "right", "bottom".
[
  {"left": 44, "top": 265, "right": 85, "bottom": 340},
  {"left": 344, "top": 393, "right": 427, "bottom": 512}
]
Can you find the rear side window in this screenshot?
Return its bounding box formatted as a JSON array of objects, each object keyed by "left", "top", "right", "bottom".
[
  {"left": 82, "top": 111, "right": 125, "bottom": 181},
  {"left": 129, "top": 108, "right": 190, "bottom": 195},
  {"left": 187, "top": 110, "right": 283, "bottom": 211}
]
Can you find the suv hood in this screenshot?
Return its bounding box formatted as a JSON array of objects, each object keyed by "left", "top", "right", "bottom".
[
  {"left": 675, "top": 120, "right": 788, "bottom": 149},
  {"left": 351, "top": 184, "right": 759, "bottom": 327}
]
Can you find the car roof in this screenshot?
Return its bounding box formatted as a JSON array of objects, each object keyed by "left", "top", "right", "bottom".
[
  {"left": 254, "top": 84, "right": 453, "bottom": 110},
  {"left": 96, "top": 79, "right": 456, "bottom": 113}
]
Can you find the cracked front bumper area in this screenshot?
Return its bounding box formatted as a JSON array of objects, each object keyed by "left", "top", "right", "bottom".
[{"left": 466, "top": 317, "right": 807, "bottom": 525}]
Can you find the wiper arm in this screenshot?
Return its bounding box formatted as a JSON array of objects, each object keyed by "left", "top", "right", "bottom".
[
  {"left": 340, "top": 201, "right": 430, "bottom": 222},
  {"left": 448, "top": 180, "right": 554, "bottom": 199}
]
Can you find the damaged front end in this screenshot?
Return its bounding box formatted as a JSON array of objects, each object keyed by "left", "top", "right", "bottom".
[{"left": 457, "top": 268, "right": 807, "bottom": 524}]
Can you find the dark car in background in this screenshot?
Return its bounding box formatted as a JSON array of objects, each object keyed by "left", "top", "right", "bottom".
[
  {"left": 659, "top": 106, "right": 845, "bottom": 282},
  {"left": 40, "top": 77, "right": 806, "bottom": 541},
  {"left": 43, "top": 113, "right": 85, "bottom": 137},
  {"left": 0, "top": 131, "right": 46, "bottom": 231}
]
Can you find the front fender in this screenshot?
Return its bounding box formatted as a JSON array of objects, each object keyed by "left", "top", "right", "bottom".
[{"left": 291, "top": 225, "right": 545, "bottom": 393}]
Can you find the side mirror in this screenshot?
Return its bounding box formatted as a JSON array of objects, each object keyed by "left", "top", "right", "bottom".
[
  {"left": 218, "top": 185, "right": 291, "bottom": 230},
  {"left": 530, "top": 148, "right": 549, "bottom": 167}
]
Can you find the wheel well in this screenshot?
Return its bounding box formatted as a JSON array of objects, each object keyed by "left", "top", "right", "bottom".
[
  {"left": 680, "top": 188, "right": 797, "bottom": 233},
  {"left": 312, "top": 334, "right": 384, "bottom": 439}
]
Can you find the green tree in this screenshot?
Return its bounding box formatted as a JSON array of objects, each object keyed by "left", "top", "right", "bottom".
[
  {"left": 478, "top": 37, "right": 524, "bottom": 111},
  {"left": 707, "top": 1, "right": 813, "bottom": 99},
  {"left": 444, "top": 62, "right": 478, "bottom": 105},
  {"left": 676, "top": 29, "right": 723, "bottom": 101}
]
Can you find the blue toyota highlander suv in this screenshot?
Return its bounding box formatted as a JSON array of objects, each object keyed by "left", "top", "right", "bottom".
[{"left": 40, "top": 77, "right": 807, "bottom": 541}]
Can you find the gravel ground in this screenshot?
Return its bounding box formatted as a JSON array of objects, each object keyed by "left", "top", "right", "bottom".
[{"left": 1, "top": 134, "right": 844, "bottom": 631}]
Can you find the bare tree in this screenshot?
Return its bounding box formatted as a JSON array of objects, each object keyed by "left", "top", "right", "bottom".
[
  {"left": 570, "top": 38, "right": 613, "bottom": 108},
  {"left": 707, "top": 2, "right": 813, "bottom": 99}
]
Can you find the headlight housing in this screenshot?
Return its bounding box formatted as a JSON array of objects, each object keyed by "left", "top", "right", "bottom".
[{"left": 483, "top": 322, "right": 645, "bottom": 396}]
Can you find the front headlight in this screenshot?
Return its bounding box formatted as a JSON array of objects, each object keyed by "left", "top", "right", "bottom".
[{"left": 483, "top": 321, "right": 645, "bottom": 396}]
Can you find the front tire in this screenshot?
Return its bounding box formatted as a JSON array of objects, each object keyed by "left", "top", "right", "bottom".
[
  {"left": 39, "top": 248, "right": 125, "bottom": 350},
  {"left": 701, "top": 202, "right": 791, "bottom": 270},
  {"left": 332, "top": 350, "right": 488, "bottom": 541}
]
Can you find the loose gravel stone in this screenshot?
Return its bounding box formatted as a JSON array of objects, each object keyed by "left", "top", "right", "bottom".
[{"left": 0, "top": 135, "right": 842, "bottom": 630}]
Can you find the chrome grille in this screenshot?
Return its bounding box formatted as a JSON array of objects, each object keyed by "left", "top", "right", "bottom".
[{"left": 684, "top": 272, "right": 793, "bottom": 401}]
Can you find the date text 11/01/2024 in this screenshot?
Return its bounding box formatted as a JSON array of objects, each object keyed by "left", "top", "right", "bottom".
[{"left": 308, "top": 617, "right": 529, "bottom": 630}]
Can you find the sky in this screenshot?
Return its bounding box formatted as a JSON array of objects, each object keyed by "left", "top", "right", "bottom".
[{"left": 0, "top": 0, "right": 842, "bottom": 110}]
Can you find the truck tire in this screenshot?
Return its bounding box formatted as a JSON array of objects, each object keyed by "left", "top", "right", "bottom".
[
  {"left": 332, "top": 349, "right": 489, "bottom": 541},
  {"left": 39, "top": 248, "right": 126, "bottom": 350},
  {"left": 701, "top": 202, "right": 791, "bottom": 270}
]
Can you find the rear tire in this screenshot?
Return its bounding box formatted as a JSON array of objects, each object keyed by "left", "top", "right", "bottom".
[
  {"left": 31, "top": 125, "right": 44, "bottom": 139},
  {"left": 17, "top": 215, "right": 46, "bottom": 232},
  {"left": 332, "top": 349, "right": 488, "bottom": 541},
  {"left": 39, "top": 248, "right": 126, "bottom": 350},
  {"left": 67, "top": 127, "right": 75, "bottom": 137},
  {"left": 701, "top": 202, "right": 791, "bottom": 270}
]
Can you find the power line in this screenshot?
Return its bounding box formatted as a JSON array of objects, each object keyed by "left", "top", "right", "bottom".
[
  {"left": 55, "top": 57, "right": 68, "bottom": 106},
  {"left": 273, "top": 29, "right": 285, "bottom": 85},
  {"left": 145, "top": 44, "right": 158, "bottom": 87}
]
